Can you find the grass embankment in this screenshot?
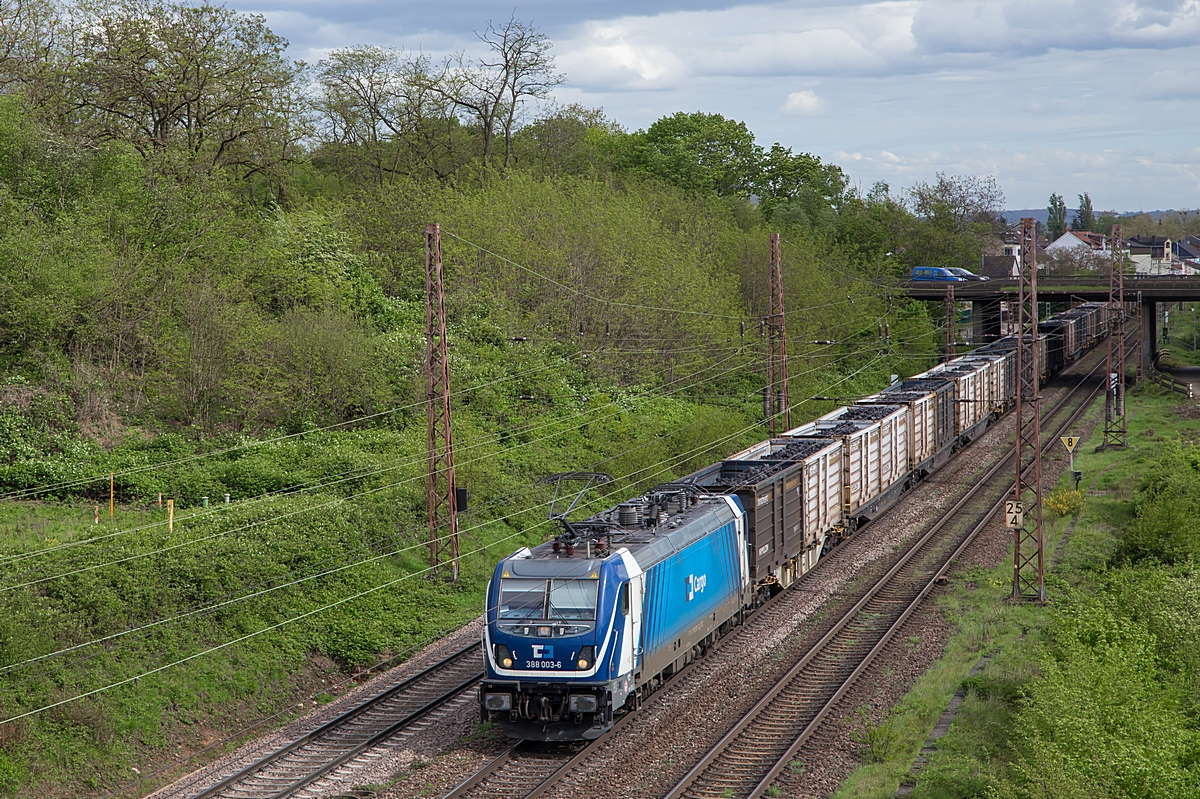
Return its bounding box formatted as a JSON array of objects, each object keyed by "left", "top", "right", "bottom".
[
  {"left": 834, "top": 386, "right": 1200, "bottom": 799},
  {"left": 0, "top": 378, "right": 804, "bottom": 798}
]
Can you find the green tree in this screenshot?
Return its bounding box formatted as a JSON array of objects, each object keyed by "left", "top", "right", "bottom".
[
  {"left": 754, "top": 143, "right": 847, "bottom": 231},
  {"left": 899, "top": 173, "right": 1006, "bottom": 269},
  {"left": 1072, "top": 192, "right": 1095, "bottom": 232},
  {"left": 64, "top": 0, "right": 306, "bottom": 175},
  {"left": 621, "top": 111, "right": 762, "bottom": 196},
  {"left": 1048, "top": 192, "right": 1067, "bottom": 239}
]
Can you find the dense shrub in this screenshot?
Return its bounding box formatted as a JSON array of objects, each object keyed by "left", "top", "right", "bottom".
[
  {"left": 1122, "top": 442, "right": 1200, "bottom": 564},
  {"left": 1006, "top": 571, "right": 1200, "bottom": 799}
]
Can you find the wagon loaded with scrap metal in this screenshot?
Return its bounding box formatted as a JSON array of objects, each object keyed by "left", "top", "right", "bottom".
[{"left": 478, "top": 302, "right": 1111, "bottom": 741}]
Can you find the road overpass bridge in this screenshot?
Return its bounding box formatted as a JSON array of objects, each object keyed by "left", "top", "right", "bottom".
[{"left": 905, "top": 276, "right": 1200, "bottom": 377}]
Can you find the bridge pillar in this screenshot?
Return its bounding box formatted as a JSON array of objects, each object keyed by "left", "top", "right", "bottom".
[
  {"left": 972, "top": 299, "right": 1002, "bottom": 344},
  {"left": 1142, "top": 301, "right": 1156, "bottom": 376}
]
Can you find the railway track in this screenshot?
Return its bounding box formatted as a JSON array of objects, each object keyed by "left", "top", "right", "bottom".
[
  {"left": 441, "top": 618, "right": 730, "bottom": 799},
  {"left": 177, "top": 336, "right": 1121, "bottom": 799},
  {"left": 661, "top": 341, "right": 1124, "bottom": 799},
  {"left": 184, "top": 642, "right": 483, "bottom": 799},
  {"left": 444, "top": 734, "right": 601, "bottom": 799}
]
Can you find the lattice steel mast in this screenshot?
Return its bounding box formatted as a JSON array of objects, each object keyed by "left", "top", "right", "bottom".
[
  {"left": 1011, "top": 217, "right": 1045, "bottom": 602},
  {"left": 766, "top": 233, "right": 790, "bottom": 435},
  {"left": 425, "top": 223, "right": 459, "bottom": 580},
  {"left": 1102, "top": 223, "right": 1127, "bottom": 449},
  {"left": 944, "top": 283, "right": 957, "bottom": 360}
]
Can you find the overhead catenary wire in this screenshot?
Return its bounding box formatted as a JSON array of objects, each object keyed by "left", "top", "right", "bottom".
[
  {"left": 0, "top": 350, "right": 890, "bottom": 727},
  {"left": 442, "top": 230, "right": 749, "bottom": 321},
  {"left": 5, "top": 312, "right": 914, "bottom": 580},
  {"left": 0, "top": 349, "right": 596, "bottom": 503},
  {"left": 0, "top": 341, "right": 893, "bottom": 682},
  {"left": 0, "top": 343, "right": 760, "bottom": 570},
  {"left": 5, "top": 320, "right": 908, "bottom": 581},
  {"left": 0, "top": 336, "right": 744, "bottom": 507},
  {"left": 0, "top": 349, "right": 770, "bottom": 590}
]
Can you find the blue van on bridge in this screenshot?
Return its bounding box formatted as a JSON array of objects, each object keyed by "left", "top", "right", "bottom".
[{"left": 911, "top": 266, "right": 968, "bottom": 282}]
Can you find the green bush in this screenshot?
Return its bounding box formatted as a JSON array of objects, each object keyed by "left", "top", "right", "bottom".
[
  {"left": 1122, "top": 443, "right": 1200, "bottom": 564},
  {"left": 1007, "top": 582, "right": 1200, "bottom": 799}
]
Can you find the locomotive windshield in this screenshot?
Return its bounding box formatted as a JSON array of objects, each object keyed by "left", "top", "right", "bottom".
[
  {"left": 498, "top": 578, "right": 598, "bottom": 621},
  {"left": 548, "top": 579, "right": 598, "bottom": 621}
]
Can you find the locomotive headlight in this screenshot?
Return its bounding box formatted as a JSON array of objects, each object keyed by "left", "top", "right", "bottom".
[
  {"left": 576, "top": 646, "right": 595, "bottom": 670},
  {"left": 494, "top": 643, "right": 513, "bottom": 669}
]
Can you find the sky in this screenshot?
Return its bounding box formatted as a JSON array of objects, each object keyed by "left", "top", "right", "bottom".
[{"left": 244, "top": 0, "right": 1200, "bottom": 212}]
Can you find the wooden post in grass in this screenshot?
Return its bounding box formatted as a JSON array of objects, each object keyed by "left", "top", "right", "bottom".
[
  {"left": 109, "top": 473, "right": 114, "bottom": 518},
  {"left": 168, "top": 499, "right": 174, "bottom": 533}
]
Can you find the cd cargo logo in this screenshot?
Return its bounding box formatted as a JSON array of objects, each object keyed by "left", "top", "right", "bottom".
[{"left": 686, "top": 573, "right": 707, "bottom": 601}]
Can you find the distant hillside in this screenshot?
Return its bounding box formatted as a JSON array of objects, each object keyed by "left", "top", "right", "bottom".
[{"left": 1003, "top": 208, "right": 1187, "bottom": 225}]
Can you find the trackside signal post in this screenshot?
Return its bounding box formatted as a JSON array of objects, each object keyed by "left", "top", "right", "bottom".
[
  {"left": 1012, "top": 217, "right": 1046, "bottom": 603},
  {"left": 766, "top": 234, "right": 790, "bottom": 435},
  {"left": 425, "top": 223, "right": 460, "bottom": 580},
  {"left": 1101, "top": 223, "right": 1128, "bottom": 450}
]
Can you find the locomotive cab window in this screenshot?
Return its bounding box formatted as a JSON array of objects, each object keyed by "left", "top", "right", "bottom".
[
  {"left": 548, "top": 579, "right": 598, "bottom": 621},
  {"left": 499, "top": 578, "right": 546, "bottom": 620},
  {"left": 621, "top": 582, "right": 630, "bottom": 616}
]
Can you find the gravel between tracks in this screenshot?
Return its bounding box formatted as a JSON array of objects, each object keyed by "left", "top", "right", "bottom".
[
  {"left": 161, "top": 355, "right": 1105, "bottom": 799},
  {"left": 150, "top": 618, "right": 486, "bottom": 799},
  {"left": 377, "top": 366, "right": 1096, "bottom": 799}
]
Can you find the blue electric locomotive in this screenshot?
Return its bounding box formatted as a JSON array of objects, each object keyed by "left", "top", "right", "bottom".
[{"left": 480, "top": 489, "right": 749, "bottom": 740}]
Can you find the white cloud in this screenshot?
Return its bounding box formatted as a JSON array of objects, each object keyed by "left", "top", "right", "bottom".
[
  {"left": 912, "top": 0, "right": 1200, "bottom": 56},
  {"left": 249, "top": 0, "right": 1200, "bottom": 209},
  {"left": 782, "top": 89, "right": 828, "bottom": 115},
  {"left": 555, "top": 2, "right": 918, "bottom": 83},
  {"left": 557, "top": 22, "right": 689, "bottom": 89}
]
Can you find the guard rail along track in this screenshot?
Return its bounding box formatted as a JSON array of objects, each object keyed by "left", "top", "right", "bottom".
[
  {"left": 662, "top": 337, "right": 1130, "bottom": 799},
  {"left": 186, "top": 642, "right": 483, "bottom": 799}
]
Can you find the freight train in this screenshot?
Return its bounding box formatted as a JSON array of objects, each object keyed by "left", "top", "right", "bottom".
[{"left": 479, "top": 302, "right": 1115, "bottom": 741}]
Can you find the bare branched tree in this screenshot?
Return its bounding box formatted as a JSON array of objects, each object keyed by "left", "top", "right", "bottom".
[
  {"left": 316, "top": 46, "right": 470, "bottom": 184},
  {"left": 442, "top": 14, "right": 562, "bottom": 167},
  {"left": 0, "top": 0, "right": 62, "bottom": 107}
]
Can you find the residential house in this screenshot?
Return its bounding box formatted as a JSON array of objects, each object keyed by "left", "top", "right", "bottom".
[
  {"left": 1127, "top": 235, "right": 1170, "bottom": 260},
  {"left": 1173, "top": 236, "right": 1200, "bottom": 267},
  {"left": 1125, "top": 235, "right": 1198, "bottom": 276},
  {"left": 1045, "top": 230, "right": 1109, "bottom": 255}
]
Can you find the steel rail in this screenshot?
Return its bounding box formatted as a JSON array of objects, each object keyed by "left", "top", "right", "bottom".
[
  {"left": 746, "top": 347, "right": 1120, "bottom": 798},
  {"left": 664, "top": 335, "right": 1128, "bottom": 799},
  {"left": 441, "top": 709, "right": 636, "bottom": 799},
  {"left": 190, "top": 642, "right": 483, "bottom": 799}
]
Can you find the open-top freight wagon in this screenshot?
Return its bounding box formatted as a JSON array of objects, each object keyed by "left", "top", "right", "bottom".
[{"left": 479, "top": 302, "right": 1114, "bottom": 740}]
